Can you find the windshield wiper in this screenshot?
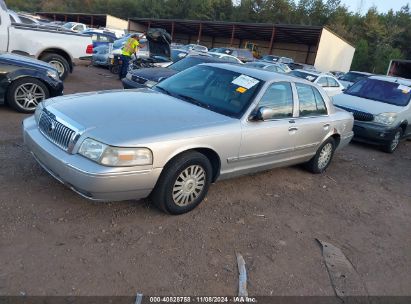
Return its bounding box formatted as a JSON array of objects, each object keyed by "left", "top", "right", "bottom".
[{"left": 176, "top": 94, "right": 210, "bottom": 109}]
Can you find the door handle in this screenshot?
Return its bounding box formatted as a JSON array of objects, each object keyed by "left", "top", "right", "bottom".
[
  {"left": 288, "top": 127, "right": 299, "bottom": 132},
  {"left": 323, "top": 123, "right": 330, "bottom": 130}
]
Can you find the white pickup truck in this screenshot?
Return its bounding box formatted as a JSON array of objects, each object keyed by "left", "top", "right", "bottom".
[{"left": 0, "top": 0, "right": 92, "bottom": 80}]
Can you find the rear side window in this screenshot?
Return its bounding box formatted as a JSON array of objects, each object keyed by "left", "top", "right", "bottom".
[
  {"left": 317, "top": 77, "right": 328, "bottom": 87},
  {"left": 296, "top": 83, "right": 327, "bottom": 117},
  {"left": 327, "top": 77, "right": 340, "bottom": 87},
  {"left": 258, "top": 82, "right": 294, "bottom": 119}
]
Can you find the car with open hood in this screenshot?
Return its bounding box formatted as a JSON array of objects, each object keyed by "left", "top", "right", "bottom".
[
  {"left": 24, "top": 63, "right": 353, "bottom": 214},
  {"left": 333, "top": 75, "right": 411, "bottom": 153},
  {"left": 0, "top": 52, "right": 63, "bottom": 113},
  {"left": 122, "top": 55, "right": 224, "bottom": 89}
]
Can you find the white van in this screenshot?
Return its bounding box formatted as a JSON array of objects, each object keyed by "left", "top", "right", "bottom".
[{"left": 333, "top": 75, "right": 411, "bottom": 153}]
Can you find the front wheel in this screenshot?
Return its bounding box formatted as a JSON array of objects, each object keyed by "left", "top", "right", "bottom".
[
  {"left": 151, "top": 151, "right": 212, "bottom": 215},
  {"left": 6, "top": 77, "right": 49, "bottom": 113},
  {"left": 305, "top": 138, "right": 336, "bottom": 174},
  {"left": 382, "top": 129, "right": 402, "bottom": 153}
]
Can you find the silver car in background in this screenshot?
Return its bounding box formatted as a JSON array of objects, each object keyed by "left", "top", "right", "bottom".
[{"left": 23, "top": 64, "right": 354, "bottom": 214}]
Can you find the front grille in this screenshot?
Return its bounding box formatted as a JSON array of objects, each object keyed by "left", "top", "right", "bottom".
[
  {"left": 38, "top": 110, "right": 75, "bottom": 151},
  {"left": 336, "top": 106, "right": 374, "bottom": 122},
  {"left": 131, "top": 75, "right": 147, "bottom": 84}
]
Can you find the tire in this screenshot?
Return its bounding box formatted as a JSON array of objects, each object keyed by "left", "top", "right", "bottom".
[
  {"left": 109, "top": 65, "right": 120, "bottom": 75},
  {"left": 151, "top": 151, "right": 212, "bottom": 215},
  {"left": 40, "top": 53, "right": 70, "bottom": 80},
  {"left": 6, "top": 77, "right": 49, "bottom": 113},
  {"left": 382, "top": 128, "right": 402, "bottom": 153},
  {"left": 304, "top": 138, "right": 336, "bottom": 174}
]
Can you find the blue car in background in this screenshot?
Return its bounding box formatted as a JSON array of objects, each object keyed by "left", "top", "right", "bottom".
[{"left": 82, "top": 30, "right": 117, "bottom": 48}]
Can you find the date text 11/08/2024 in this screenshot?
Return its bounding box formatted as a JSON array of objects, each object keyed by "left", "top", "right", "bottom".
[{"left": 148, "top": 296, "right": 257, "bottom": 303}]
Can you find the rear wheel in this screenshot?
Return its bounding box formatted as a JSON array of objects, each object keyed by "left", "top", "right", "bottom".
[
  {"left": 40, "top": 53, "right": 70, "bottom": 80},
  {"left": 7, "top": 77, "right": 49, "bottom": 113},
  {"left": 305, "top": 138, "right": 336, "bottom": 174},
  {"left": 382, "top": 129, "right": 402, "bottom": 153},
  {"left": 109, "top": 65, "right": 120, "bottom": 75},
  {"left": 151, "top": 151, "right": 212, "bottom": 215}
]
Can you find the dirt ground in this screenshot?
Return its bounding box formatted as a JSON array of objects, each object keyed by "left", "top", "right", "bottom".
[{"left": 0, "top": 65, "right": 410, "bottom": 297}]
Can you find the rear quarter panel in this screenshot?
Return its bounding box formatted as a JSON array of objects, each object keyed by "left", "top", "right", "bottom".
[{"left": 8, "top": 26, "right": 92, "bottom": 60}]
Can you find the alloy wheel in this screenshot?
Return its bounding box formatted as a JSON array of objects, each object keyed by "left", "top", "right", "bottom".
[
  {"left": 172, "top": 165, "right": 206, "bottom": 207},
  {"left": 49, "top": 60, "right": 65, "bottom": 77},
  {"left": 14, "top": 83, "right": 46, "bottom": 111},
  {"left": 318, "top": 143, "right": 333, "bottom": 170}
]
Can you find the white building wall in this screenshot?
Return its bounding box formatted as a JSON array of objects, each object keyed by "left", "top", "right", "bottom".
[
  {"left": 315, "top": 28, "right": 355, "bottom": 72},
  {"left": 106, "top": 15, "right": 128, "bottom": 30}
]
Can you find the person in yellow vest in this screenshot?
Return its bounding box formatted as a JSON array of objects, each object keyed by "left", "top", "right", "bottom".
[{"left": 120, "top": 34, "right": 142, "bottom": 79}]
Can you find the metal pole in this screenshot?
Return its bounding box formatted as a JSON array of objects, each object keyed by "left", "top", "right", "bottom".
[
  {"left": 268, "top": 26, "right": 276, "bottom": 55},
  {"left": 230, "top": 25, "right": 236, "bottom": 47}
]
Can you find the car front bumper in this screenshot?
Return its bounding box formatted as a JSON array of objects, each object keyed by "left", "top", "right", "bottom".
[
  {"left": 122, "top": 78, "right": 146, "bottom": 89},
  {"left": 353, "top": 121, "right": 398, "bottom": 145},
  {"left": 23, "top": 117, "right": 162, "bottom": 202}
]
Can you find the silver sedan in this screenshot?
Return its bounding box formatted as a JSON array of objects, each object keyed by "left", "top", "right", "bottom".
[{"left": 23, "top": 64, "right": 354, "bottom": 214}]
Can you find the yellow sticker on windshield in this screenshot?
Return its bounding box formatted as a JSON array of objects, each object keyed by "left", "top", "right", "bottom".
[{"left": 236, "top": 87, "right": 247, "bottom": 93}]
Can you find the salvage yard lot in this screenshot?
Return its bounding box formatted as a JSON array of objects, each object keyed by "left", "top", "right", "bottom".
[{"left": 0, "top": 65, "right": 410, "bottom": 296}]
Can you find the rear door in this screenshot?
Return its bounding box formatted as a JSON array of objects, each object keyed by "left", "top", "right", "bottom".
[
  {"left": 326, "top": 76, "right": 344, "bottom": 96},
  {"left": 292, "top": 82, "right": 332, "bottom": 158}
]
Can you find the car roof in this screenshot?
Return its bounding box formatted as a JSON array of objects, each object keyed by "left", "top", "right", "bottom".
[
  {"left": 185, "top": 55, "right": 226, "bottom": 63},
  {"left": 369, "top": 75, "right": 411, "bottom": 85},
  {"left": 349, "top": 71, "right": 373, "bottom": 75},
  {"left": 203, "top": 63, "right": 308, "bottom": 83},
  {"left": 292, "top": 69, "right": 335, "bottom": 77}
]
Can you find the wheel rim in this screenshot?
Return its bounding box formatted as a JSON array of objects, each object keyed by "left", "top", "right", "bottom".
[
  {"left": 318, "top": 143, "right": 333, "bottom": 170},
  {"left": 49, "top": 60, "right": 65, "bottom": 77},
  {"left": 14, "top": 83, "right": 46, "bottom": 111},
  {"left": 390, "top": 131, "right": 401, "bottom": 151},
  {"left": 172, "top": 165, "right": 206, "bottom": 207}
]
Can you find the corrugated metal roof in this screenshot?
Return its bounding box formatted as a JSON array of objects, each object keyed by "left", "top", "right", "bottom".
[{"left": 129, "top": 18, "right": 325, "bottom": 46}]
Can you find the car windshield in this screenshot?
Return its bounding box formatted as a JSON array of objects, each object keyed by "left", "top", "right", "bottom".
[
  {"left": 290, "top": 70, "right": 318, "bottom": 82},
  {"left": 262, "top": 55, "right": 279, "bottom": 62},
  {"left": 171, "top": 50, "right": 188, "bottom": 62},
  {"left": 155, "top": 65, "right": 263, "bottom": 118},
  {"left": 345, "top": 78, "right": 411, "bottom": 106},
  {"left": 245, "top": 62, "right": 266, "bottom": 69},
  {"left": 340, "top": 72, "right": 367, "bottom": 83},
  {"left": 63, "top": 22, "right": 75, "bottom": 29},
  {"left": 169, "top": 57, "right": 208, "bottom": 72}
]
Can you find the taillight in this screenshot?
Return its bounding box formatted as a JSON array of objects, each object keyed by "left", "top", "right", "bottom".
[{"left": 86, "top": 44, "right": 93, "bottom": 54}]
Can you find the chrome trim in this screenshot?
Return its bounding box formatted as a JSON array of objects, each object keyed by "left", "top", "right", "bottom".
[
  {"left": 65, "top": 163, "right": 154, "bottom": 177},
  {"left": 227, "top": 146, "right": 295, "bottom": 163}
]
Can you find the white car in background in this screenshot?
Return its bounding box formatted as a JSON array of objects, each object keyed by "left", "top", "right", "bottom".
[
  {"left": 62, "top": 22, "right": 88, "bottom": 32},
  {"left": 290, "top": 69, "right": 345, "bottom": 97},
  {"left": 338, "top": 71, "right": 373, "bottom": 88},
  {"left": 208, "top": 52, "right": 243, "bottom": 64},
  {"left": 333, "top": 75, "right": 411, "bottom": 153}
]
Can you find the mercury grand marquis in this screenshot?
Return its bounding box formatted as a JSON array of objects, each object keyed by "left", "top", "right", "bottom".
[{"left": 23, "top": 63, "right": 354, "bottom": 214}]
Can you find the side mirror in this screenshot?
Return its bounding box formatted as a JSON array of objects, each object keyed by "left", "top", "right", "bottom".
[{"left": 255, "top": 106, "right": 274, "bottom": 121}]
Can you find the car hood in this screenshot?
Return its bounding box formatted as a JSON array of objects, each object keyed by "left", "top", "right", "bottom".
[
  {"left": 44, "top": 89, "right": 234, "bottom": 146},
  {"left": 332, "top": 93, "right": 404, "bottom": 115},
  {"left": 0, "top": 52, "right": 55, "bottom": 72},
  {"left": 131, "top": 67, "right": 178, "bottom": 82}
]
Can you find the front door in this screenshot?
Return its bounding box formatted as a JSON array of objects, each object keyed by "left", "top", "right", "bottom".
[
  {"left": 292, "top": 82, "right": 333, "bottom": 158},
  {"left": 237, "top": 82, "right": 298, "bottom": 171}
]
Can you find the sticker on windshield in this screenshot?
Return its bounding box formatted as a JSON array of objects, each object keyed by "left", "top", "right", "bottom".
[
  {"left": 306, "top": 76, "right": 316, "bottom": 81},
  {"left": 397, "top": 84, "right": 411, "bottom": 94},
  {"left": 232, "top": 75, "right": 260, "bottom": 89},
  {"left": 236, "top": 87, "right": 247, "bottom": 94}
]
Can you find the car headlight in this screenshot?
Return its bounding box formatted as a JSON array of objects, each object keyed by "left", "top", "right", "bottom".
[
  {"left": 78, "top": 138, "right": 153, "bottom": 167},
  {"left": 47, "top": 70, "right": 59, "bottom": 80},
  {"left": 34, "top": 103, "right": 44, "bottom": 124},
  {"left": 374, "top": 113, "right": 397, "bottom": 126},
  {"left": 145, "top": 80, "right": 158, "bottom": 88}
]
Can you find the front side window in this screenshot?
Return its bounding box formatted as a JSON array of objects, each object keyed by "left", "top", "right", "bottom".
[
  {"left": 296, "top": 83, "right": 327, "bottom": 117},
  {"left": 257, "top": 82, "right": 294, "bottom": 119}
]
